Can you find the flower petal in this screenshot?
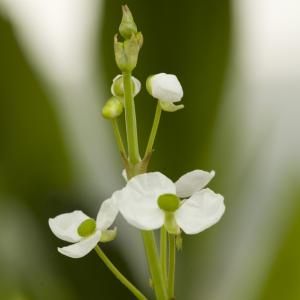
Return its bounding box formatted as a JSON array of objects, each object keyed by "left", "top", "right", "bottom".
[
  {"left": 96, "top": 197, "right": 119, "bottom": 230},
  {"left": 151, "top": 73, "right": 183, "bottom": 103},
  {"left": 117, "top": 172, "right": 176, "bottom": 230},
  {"left": 49, "top": 210, "right": 90, "bottom": 243},
  {"left": 58, "top": 230, "right": 101, "bottom": 258},
  {"left": 175, "top": 188, "right": 225, "bottom": 234},
  {"left": 175, "top": 170, "right": 215, "bottom": 198}
]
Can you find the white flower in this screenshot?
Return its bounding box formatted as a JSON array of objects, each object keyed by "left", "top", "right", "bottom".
[
  {"left": 49, "top": 198, "right": 118, "bottom": 258},
  {"left": 111, "top": 74, "right": 141, "bottom": 97},
  {"left": 146, "top": 73, "right": 183, "bottom": 103},
  {"left": 116, "top": 171, "right": 224, "bottom": 234}
]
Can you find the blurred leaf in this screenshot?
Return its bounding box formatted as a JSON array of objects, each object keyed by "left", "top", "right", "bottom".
[
  {"left": 258, "top": 187, "right": 300, "bottom": 300},
  {"left": 0, "top": 16, "right": 73, "bottom": 206}
]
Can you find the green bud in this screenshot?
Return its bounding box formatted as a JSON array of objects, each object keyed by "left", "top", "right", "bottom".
[
  {"left": 77, "top": 218, "right": 96, "bottom": 237},
  {"left": 119, "top": 5, "right": 137, "bottom": 40},
  {"left": 111, "top": 75, "right": 141, "bottom": 97},
  {"left": 159, "top": 100, "right": 184, "bottom": 112},
  {"left": 114, "top": 33, "right": 143, "bottom": 72},
  {"left": 99, "top": 228, "right": 117, "bottom": 243},
  {"left": 102, "top": 96, "right": 123, "bottom": 119},
  {"left": 111, "top": 76, "right": 125, "bottom": 97},
  {"left": 157, "top": 193, "right": 180, "bottom": 212},
  {"left": 164, "top": 212, "right": 180, "bottom": 235}
]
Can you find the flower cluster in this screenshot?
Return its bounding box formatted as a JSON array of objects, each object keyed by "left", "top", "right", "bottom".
[
  {"left": 49, "top": 169, "right": 224, "bottom": 258},
  {"left": 49, "top": 5, "right": 225, "bottom": 300}
]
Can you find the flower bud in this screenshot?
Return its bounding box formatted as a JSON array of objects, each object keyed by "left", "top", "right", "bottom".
[
  {"left": 77, "top": 218, "right": 96, "bottom": 237},
  {"left": 102, "top": 97, "right": 123, "bottom": 119},
  {"left": 111, "top": 75, "right": 141, "bottom": 97},
  {"left": 114, "top": 33, "right": 143, "bottom": 72},
  {"left": 119, "top": 5, "right": 138, "bottom": 40},
  {"left": 146, "top": 73, "right": 183, "bottom": 103}
]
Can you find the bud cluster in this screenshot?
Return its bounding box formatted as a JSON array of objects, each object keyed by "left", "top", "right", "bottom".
[{"left": 114, "top": 5, "right": 143, "bottom": 72}]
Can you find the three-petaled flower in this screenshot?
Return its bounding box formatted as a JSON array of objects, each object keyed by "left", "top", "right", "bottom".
[
  {"left": 115, "top": 170, "right": 225, "bottom": 234},
  {"left": 49, "top": 198, "right": 118, "bottom": 258}
]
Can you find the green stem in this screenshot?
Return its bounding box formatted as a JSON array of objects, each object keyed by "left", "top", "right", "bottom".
[
  {"left": 111, "top": 119, "right": 126, "bottom": 157},
  {"left": 144, "top": 103, "right": 162, "bottom": 158},
  {"left": 94, "top": 245, "right": 147, "bottom": 300},
  {"left": 123, "top": 73, "right": 167, "bottom": 300},
  {"left": 168, "top": 235, "right": 176, "bottom": 299},
  {"left": 142, "top": 231, "right": 168, "bottom": 300},
  {"left": 123, "top": 72, "right": 140, "bottom": 164},
  {"left": 160, "top": 227, "right": 168, "bottom": 286}
]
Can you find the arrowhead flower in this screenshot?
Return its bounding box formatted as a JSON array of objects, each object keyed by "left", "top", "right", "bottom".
[
  {"left": 49, "top": 198, "right": 118, "bottom": 258},
  {"left": 116, "top": 170, "right": 225, "bottom": 234}
]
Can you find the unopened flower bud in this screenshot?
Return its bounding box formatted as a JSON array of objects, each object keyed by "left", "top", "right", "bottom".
[
  {"left": 119, "top": 5, "right": 137, "bottom": 40},
  {"left": 102, "top": 97, "right": 123, "bottom": 119},
  {"left": 111, "top": 75, "right": 141, "bottom": 97},
  {"left": 146, "top": 73, "right": 183, "bottom": 103}
]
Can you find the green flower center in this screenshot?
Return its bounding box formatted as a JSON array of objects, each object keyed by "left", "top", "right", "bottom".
[
  {"left": 77, "top": 218, "right": 96, "bottom": 237},
  {"left": 157, "top": 194, "right": 180, "bottom": 212}
]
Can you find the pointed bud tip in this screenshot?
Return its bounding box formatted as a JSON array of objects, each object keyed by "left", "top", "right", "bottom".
[{"left": 119, "top": 4, "right": 137, "bottom": 39}]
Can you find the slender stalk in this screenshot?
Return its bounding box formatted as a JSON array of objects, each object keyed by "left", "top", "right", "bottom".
[
  {"left": 111, "top": 119, "right": 126, "bottom": 156},
  {"left": 160, "top": 227, "right": 168, "bottom": 285},
  {"left": 123, "top": 72, "right": 140, "bottom": 164},
  {"left": 144, "top": 103, "right": 162, "bottom": 158},
  {"left": 168, "top": 234, "right": 176, "bottom": 299},
  {"left": 142, "top": 231, "right": 168, "bottom": 300},
  {"left": 94, "top": 245, "right": 147, "bottom": 300},
  {"left": 123, "top": 72, "right": 167, "bottom": 299}
]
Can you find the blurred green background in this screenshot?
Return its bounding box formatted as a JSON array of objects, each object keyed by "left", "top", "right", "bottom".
[{"left": 0, "top": 0, "right": 299, "bottom": 299}]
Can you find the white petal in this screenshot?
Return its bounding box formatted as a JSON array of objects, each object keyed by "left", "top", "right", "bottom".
[
  {"left": 175, "top": 188, "right": 225, "bottom": 234},
  {"left": 49, "top": 210, "right": 90, "bottom": 243},
  {"left": 117, "top": 172, "right": 176, "bottom": 230},
  {"left": 151, "top": 73, "right": 183, "bottom": 103},
  {"left": 58, "top": 230, "right": 101, "bottom": 259},
  {"left": 96, "top": 197, "right": 119, "bottom": 230},
  {"left": 175, "top": 170, "right": 215, "bottom": 198},
  {"left": 132, "top": 76, "right": 141, "bottom": 96}
]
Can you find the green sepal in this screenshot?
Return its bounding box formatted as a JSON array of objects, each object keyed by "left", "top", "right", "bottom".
[
  {"left": 100, "top": 228, "right": 117, "bottom": 243},
  {"left": 114, "top": 33, "right": 143, "bottom": 72},
  {"left": 159, "top": 100, "right": 184, "bottom": 112}
]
